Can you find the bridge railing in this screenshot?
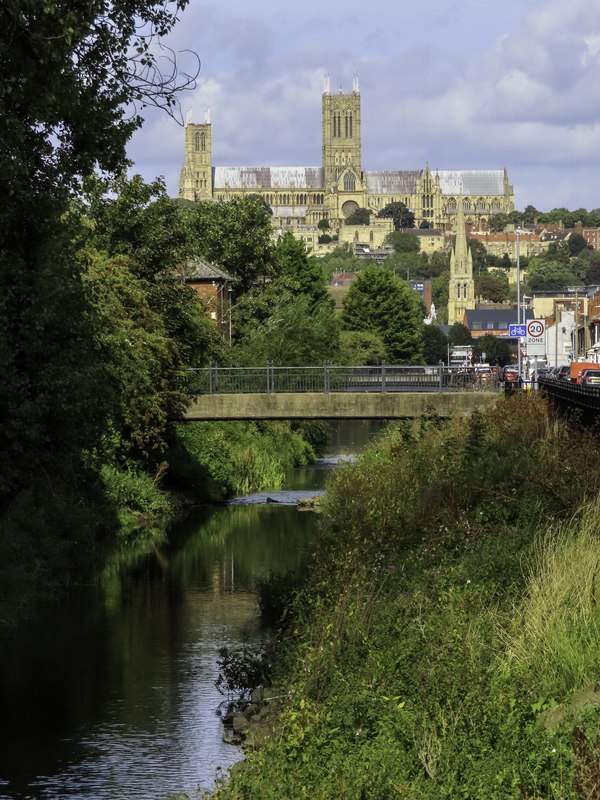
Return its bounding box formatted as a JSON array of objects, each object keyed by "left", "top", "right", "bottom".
[{"left": 186, "top": 364, "right": 499, "bottom": 395}]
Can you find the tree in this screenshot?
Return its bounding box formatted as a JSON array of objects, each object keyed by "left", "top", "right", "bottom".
[
  {"left": 526, "top": 259, "right": 578, "bottom": 292},
  {"left": 586, "top": 261, "right": 600, "bottom": 284},
  {"left": 184, "top": 196, "right": 276, "bottom": 294},
  {"left": 377, "top": 201, "right": 415, "bottom": 229},
  {"left": 423, "top": 325, "right": 448, "bottom": 365},
  {"left": 475, "top": 272, "right": 509, "bottom": 303},
  {"left": 338, "top": 331, "right": 386, "bottom": 366},
  {"left": 346, "top": 207, "right": 372, "bottom": 225},
  {"left": 82, "top": 175, "right": 224, "bottom": 460},
  {"left": 468, "top": 238, "right": 487, "bottom": 275},
  {"left": 0, "top": 1, "right": 195, "bottom": 515},
  {"left": 567, "top": 233, "right": 589, "bottom": 257},
  {"left": 431, "top": 271, "right": 450, "bottom": 320},
  {"left": 473, "top": 335, "right": 511, "bottom": 367},
  {"left": 317, "top": 219, "right": 331, "bottom": 231},
  {"left": 487, "top": 214, "right": 509, "bottom": 232},
  {"left": 234, "top": 284, "right": 339, "bottom": 366},
  {"left": 319, "top": 244, "right": 365, "bottom": 280},
  {"left": 341, "top": 266, "right": 425, "bottom": 363},
  {"left": 383, "top": 251, "right": 429, "bottom": 280},
  {"left": 274, "top": 232, "right": 332, "bottom": 309},
  {"left": 447, "top": 323, "right": 473, "bottom": 347},
  {"left": 386, "top": 231, "right": 420, "bottom": 253}
]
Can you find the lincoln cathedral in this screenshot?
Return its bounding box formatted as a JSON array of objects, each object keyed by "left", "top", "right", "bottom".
[{"left": 179, "top": 75, "right": 514, "bottom": 239}]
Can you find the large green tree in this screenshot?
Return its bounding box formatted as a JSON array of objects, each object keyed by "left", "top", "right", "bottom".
[
  {"left": 341, "top": 266, "right": 425, "bottom": 363},
  {"left": 184, "top": 196, "right": 276, "bottom": 294},
  {"left": 274, "top": 232, "right": 332, "bottom": 309},
  {"left": 0, "top": 0, "right": 194, "bottom": 586}
]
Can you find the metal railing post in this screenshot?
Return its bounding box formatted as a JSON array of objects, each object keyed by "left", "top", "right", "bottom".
[
  {"left": 324, "top": 361, "right": 330, "bottom": 393},
  {"left": 381, "top": 360, "right": 386, "bottom": 393},
  {"left": 439, "top": 361, "right": 443, "bottom": 393},
  {"left": 209, "top": 363, "right": 213, "bottom": 395},
  {"left": 266, "top": 362, "right": 271, "bottom": 393}
]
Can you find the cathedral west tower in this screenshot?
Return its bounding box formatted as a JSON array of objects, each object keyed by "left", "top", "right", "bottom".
[{"left": 179, "top": 109, "right": 213, "bottom": 202}]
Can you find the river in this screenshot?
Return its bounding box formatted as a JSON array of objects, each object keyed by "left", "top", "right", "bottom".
[{"left": 0, "top": 421, "right": 381, "bottom": 800}]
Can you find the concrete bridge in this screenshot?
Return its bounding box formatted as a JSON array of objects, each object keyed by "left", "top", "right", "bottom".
[{"left": 181, "top": 364, "right": 500, "bottom": 421}]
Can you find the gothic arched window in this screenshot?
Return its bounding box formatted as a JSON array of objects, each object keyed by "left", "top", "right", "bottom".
[
  {"left": 457, "top": 283, "right": 461, "bottom": 299},
  {"left": 349, "top": 113, "right": 353, "bottom": 138},
  {"left": 200, "top": 132, "right": 206, "bottom": 152},
  {"left": 344, "top": 172, "right": 356, "bottom": 192},
  {"left": 194, "top": 132, "right": 200, "bottom": 151}
]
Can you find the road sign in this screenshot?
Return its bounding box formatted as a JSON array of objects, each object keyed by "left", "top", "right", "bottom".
[
  {"left": 526, "top": 318, "right": 546, "bottom": 356},
  {"left": 509, "top": 324, "right": 526, "bottom": 337}
]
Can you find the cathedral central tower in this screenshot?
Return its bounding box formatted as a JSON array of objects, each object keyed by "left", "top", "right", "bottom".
[{"left": 322, "top": 74, "right": 362, "bottom": 193}]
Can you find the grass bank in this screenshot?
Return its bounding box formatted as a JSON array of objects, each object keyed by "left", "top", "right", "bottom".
[{"left": 208, "top": 394, "right": 600, "bottom": 799}]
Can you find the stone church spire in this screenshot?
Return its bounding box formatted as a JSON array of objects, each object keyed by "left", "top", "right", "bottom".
[{"left": 447, "top": 196, "right": 475, "bottom": 325}]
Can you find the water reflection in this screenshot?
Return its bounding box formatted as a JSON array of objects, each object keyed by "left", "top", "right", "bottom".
[
  {"left": 0, "top": 421, "right": 384, "bottom": 799},
  {"left": 0, "top": 505, "right": 318, "bottom": 800}
]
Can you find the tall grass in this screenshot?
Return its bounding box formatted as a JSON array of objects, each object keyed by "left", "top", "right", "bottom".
[{"left": 505, "top": 496, "right": 600, "bottom": 697}]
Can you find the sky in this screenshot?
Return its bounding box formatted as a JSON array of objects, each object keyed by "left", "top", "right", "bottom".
[{"left": 127, "top": 0, "right": 600, "bottom": 212}]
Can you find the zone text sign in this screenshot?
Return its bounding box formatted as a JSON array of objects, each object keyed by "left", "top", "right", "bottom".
[{"left": 526, "top": 319, "right": 546, "bottom": 356}]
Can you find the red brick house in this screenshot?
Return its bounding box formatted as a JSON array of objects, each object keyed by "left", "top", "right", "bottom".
[{"left": 179, "top": 256, "right": 233, "bottom": 339}]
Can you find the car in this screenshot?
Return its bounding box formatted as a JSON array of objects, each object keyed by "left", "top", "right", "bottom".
[
  {"left": 555, "top": 365, "right": 571, "bottom": 381},
  {"left": 503, "top": 367, "right": 520, "bottom": 383},
  {"left": 475, "top": 365, "right": 493, "bottom": 383},
  {"left": 580, "top": 369, "right": 600, "bottom": 386}
]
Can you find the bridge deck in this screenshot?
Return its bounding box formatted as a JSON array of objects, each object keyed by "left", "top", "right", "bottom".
[{"left": 183, "top": 391, "right": 499, "bottom": 420}]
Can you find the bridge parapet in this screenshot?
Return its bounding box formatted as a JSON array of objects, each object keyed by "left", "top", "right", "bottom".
[{"left": 186, "top": 363, "right": 498, "bottom": 396}]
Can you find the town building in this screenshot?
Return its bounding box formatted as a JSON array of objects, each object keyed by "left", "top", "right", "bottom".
[
  {"left": 178, "top": 256, "right": 233, "bottom": 340},
  {"left": 179, "top": 76, "right": 515, "bottom": 241}
]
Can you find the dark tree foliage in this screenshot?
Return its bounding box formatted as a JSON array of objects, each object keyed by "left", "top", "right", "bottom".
[
  {"left": 377, "top": 201, "right": 415, "bottom": 229},
  {"left": 183, "top": 197, "right": 276, "bottom": 294},
  {"left": 475, "top": 272, "right": 509, "bottom": 303},
  {"left": 0, "top": 0, "right": 196, "bottom": 587},
  {"left": 468, "top": 239, "right": 487, "bottom": 275},
  {"left": 568, "top": 233, "right": 590, "bottom": 257},
  {"left": 386, "top": 231, "right": 420, "bottom": 253},
  {"left": 472, "top": 334, "right": 511, "bottom": 367},
  {"left": 423, "top": 325, "right": 448, "bottom": 365},
  {"left": 447, "top": 323, "right": 473, "bottom": 347},
  {"left": 346, "top": 207, "right": 372, "bottom": 225},
  {"left": 274, "top": 232, "right": 333, "bottom": 310},
  {"left": 341, "top": 266, "right": 425, "bottom": 364},
  {"left": 586, "top": 261, "right": 600, "bottom": 285},
  {"left": 81, "top": 176, "right": 224, "bottom": 461}
]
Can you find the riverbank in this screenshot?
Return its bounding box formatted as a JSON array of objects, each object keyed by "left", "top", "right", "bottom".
[
  {"left": 0, "top": 419, "right": 323, "bottom": 630},
  {"left": 209, "top": 393, "right": 600, "bottom": 799}
]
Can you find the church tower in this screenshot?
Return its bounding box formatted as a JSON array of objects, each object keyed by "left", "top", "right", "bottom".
[
  {"left": 322, "top": 74, "right": 362, "bottom": 193},
  {"left": 178, "top": 109, "right": 213, "bottom": 202},
  {"left": 447, "top": 197, "right": 475, "bottom": 325}
]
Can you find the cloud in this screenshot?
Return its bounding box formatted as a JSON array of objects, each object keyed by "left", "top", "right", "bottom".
[{"left": 126, "top": 0, "right": 600, "bottom": 210}]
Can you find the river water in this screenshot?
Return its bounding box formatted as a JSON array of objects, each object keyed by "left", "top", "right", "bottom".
[{"left": 0, "top": 422, "right": 381, "bottom": 800}]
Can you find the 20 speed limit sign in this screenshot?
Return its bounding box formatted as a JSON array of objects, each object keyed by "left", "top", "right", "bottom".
[{"left": 526, "top": 318, "right": 546, "bottom": 356}]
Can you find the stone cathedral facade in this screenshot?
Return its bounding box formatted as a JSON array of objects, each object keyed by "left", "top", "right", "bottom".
[{"left": 179, "top": 76, "right": 514, "bottom": 235}]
